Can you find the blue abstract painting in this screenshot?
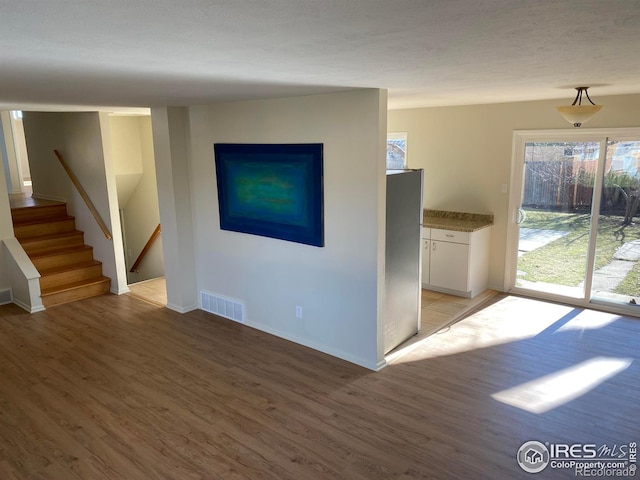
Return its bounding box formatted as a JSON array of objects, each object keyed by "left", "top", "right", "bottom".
[{"left": 214, "top": 143, "right": 324, "bottom": 247}]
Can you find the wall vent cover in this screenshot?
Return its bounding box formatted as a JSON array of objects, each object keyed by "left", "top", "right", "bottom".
[{"left": 200, "top": 291, "right": 245, "bottom": 324}]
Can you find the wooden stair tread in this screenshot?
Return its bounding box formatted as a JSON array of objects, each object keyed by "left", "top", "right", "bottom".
[
  {"left": 10, "top": 201, "right": 65, "bottom": 210},
  {"left": 19, "top": 235, "right": 84, "bottom": 253},
  {"left": 18, "top": 230, "right": 84, "bottom": 243},
  {"left": 8, "top": 195, "right": 65, "bottom": 209},
  {"left": 19, "top": 232, "right": 85, "bottom": 256},
  {"left": 29, "top": 244, "right": 92, "bottom": 260},
  {"left": 10, "top": 200, "right": 110, "bottom": 308},
  {"left": 40, "top": 276, "right": 111, "bottom": 296},
  {"left": 11, "top": 204, "right": 66, "bottom": 213},
  {"left": 10, "top": 203, "right": 68, "bottom": 221},
  {"left": 12, "top": 215, "right": 75, "bottom": 227},
  {"left": 39, "top": 259, "right": 102, "bottom": 276},
  {"left": 14, "top": 217, "right": 77, "bottom": 239}
]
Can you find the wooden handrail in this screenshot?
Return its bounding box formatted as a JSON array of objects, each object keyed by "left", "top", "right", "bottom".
[
  {"left": 130, "top": 224, "right": 161, "bottom": 273},
  {"left": 53, "top": 149, "right": 112, "bottom": 240}
]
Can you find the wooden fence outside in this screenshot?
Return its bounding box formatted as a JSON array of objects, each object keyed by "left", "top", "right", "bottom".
[{"left": 522, "top": 161, "right": 594, "bottom": 209}]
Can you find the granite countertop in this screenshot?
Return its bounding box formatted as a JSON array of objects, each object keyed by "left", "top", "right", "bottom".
[{"left": 422, "top": 209, "right": 494, "bottom": 232}]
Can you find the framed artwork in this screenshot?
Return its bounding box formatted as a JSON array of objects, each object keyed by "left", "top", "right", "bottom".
[{"left": 214, "top": 143, "right": 324, "bottom": 247}]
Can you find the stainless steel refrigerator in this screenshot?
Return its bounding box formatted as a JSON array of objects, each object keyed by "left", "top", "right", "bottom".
[{"left": 384, "top": 169, "right": 423, "bottom": 354}]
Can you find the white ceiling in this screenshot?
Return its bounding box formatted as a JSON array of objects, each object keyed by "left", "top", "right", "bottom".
[{"left": 1, "top": 0, "right": 640, "bottom": 111}]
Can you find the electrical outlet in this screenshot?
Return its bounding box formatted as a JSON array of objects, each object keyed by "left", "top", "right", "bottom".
[{"left": 295, "top": 306, "right": 303, "bottom": 319}]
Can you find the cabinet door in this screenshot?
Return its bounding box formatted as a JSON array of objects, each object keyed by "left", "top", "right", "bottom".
[
  {"left": 430, "top": 241, "right": 470, "bottom": 292},
  {"left": 421, "top": 239, "right": 430, "bottom": 285}
]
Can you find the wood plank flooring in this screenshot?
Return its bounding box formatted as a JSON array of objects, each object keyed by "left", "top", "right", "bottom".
[
  {"left": 127, "top": 277, "right": 167, "bottom": 307},
  {"left": 8, "top": 193, "right": 60, "bottom": 209},
  {"left": 0, "top": 293, "right": 638, "bottom": 479}
]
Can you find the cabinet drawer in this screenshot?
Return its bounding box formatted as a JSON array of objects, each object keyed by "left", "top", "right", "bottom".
[
  {"left": 421, "top": 227, "right": 431, "bottom": 239},
  {"left": 431, "top": 228, "right": 470, "bottom": 244}
]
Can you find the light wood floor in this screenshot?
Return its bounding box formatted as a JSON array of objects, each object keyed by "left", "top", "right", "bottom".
[
  {"left": 127, "top": 277, "right": 167, "bottom": 307},
  {"left": 0, "top": 293, "right": 638, "bottom": 479},
  {"left": 386, "top": 289, "right": 499, "bottom": 360},
  {"left": 420, "top": 288, "right": 498, "bottom": 335},
  {"left": 8, "top": 192, "right": 62, "bottom": 209}
]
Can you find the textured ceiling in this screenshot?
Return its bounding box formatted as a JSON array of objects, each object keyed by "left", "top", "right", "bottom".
[{"left": 1, "top": 0, "right": 639, "bottom": 111}]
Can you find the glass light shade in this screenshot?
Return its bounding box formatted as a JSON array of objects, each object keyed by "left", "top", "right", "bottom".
[{"left": 555, "top": 104, "right": 603, "bottom": 127}]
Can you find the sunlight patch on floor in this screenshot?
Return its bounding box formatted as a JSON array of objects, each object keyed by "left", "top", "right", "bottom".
[
  {"left": 515, "top": 279, "right": 584, "bottom": 298},
  {"left": 391, "top": 296, "right": 574, "bottom": 363},
  {"left": 554, "top": 309, "right": 621, "bottom": 332},
  {"left": 492, "top": 356, "right": 633, "bottom": 414}
]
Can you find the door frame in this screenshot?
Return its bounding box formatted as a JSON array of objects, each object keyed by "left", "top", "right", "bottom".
[{"left": 505, "top": 127, "right": 640, "bottom": 313}]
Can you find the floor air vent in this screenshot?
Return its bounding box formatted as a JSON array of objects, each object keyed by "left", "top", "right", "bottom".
[{"left": 200, "top": 291, "right": 245, "bottom": 323}]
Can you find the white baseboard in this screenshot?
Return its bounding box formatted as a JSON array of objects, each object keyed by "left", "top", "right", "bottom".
[
  {"left": 112, "top": 285, "right": 131, "bottom": 295},
  {"left": 375, "top": 358, "right": 388, "bottom": 371},
  {"left": 422, "top": 284, "right": 472, "bottom": 298},
  {"left": 31, "top": 193, "right": 67, "bottom": 203},
  {"left": 13, "top": 298, "right": 45, "bottom": 313},
  {"left": 238, "top": 318, "right": 380, "bottom": 371},
  {"left": 166, "top": 302, "right": 198, "bottom": 314}
]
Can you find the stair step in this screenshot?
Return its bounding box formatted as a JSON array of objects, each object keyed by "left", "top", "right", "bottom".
[
  {"left": 11, "top": 203, "right": 68, "bottom": 224},
  {"left": 40, "top": 276, "right": 111, "bottom": 308},
  {"left": 10, "top": 201, "right": 111, "bottom": 308},
  {"left": 39, "top": 261, "right": 104, "bottom": 291},
  {"left": 30, "top": 245, "right": 94, "bottom": 271},
  {"left": 19, "top": 231, "right": 85, "bottom": 255},
  {"left": 14, "top": 216, "right": 76, "bottom": 239}
]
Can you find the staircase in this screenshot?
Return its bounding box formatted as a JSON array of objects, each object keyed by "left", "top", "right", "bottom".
[{"left": 11, "top": 200, "right": 111, "bottom": 307}]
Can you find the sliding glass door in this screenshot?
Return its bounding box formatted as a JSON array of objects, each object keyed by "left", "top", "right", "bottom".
[
  {"left": 509, "top": 129, "right": 640, "bottom": 312},
  {"left": 515, "top": 141, "right": 599, "bottom": 298},
  {"left": 591, "top": 140, "right": 640, "bottom": 304}
]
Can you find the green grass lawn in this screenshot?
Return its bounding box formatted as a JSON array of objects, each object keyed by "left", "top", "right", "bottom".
[{"left": 518, "top": 209, "right": 640, "bottom": 295}]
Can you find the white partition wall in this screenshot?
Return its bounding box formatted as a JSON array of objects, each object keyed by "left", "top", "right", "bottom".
[{"left": 152, "top": 89, "right": 388, "bottom": 370}]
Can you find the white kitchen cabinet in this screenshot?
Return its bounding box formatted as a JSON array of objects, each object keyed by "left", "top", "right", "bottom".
[
  {"left": 430, "top": 240, "right": 470, "bottom": 292},
  {"left": 421, "top": 238, "right": 431, "bottom": 285},
  {"left": 421, "top": 227, "right": 431, "bottom": 285},
  {"left": 421, "top": 226, "right": 491, "bottom": 298}
]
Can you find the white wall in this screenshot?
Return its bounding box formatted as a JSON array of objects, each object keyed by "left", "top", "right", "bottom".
[
  {"left": 0, "top": 115, "right": 18, "bottom": 293},
  {"left": 3, "top": 237, "right": 43, "bottom": 312},
  {"left": 0, "top": 111, "right": 23, "bottom": 194},
  {"left": 388, "top": 93, "right": 640, "bottom": 291},
  {"left": 110, "top": 116, "right": 143, "bottom": 175},
  {"left": 151, "top": 107, "right": 198, "bottom": 313},
  {"left": 110, "top": 115, "right": 164, "bottom": 283},
  {"left": 0, "top": 112, "right": 37, "bottom": 304},
  {"left": 154, "top": 89, "right": 387, "bottom": 369},
  {"left": 12, "top": 117, "right": 31, "bottom": 184},
  {"left": 22, "top": 112, "right": 128, "bottom": 294},
  {"left": 20, "top": 112, "right": 66, "bottom": 201},
  {"left": 95, "top": 112, "right": 129, "bottom": 294}
]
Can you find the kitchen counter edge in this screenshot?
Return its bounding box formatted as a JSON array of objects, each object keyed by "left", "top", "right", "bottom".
[{"left": 422, "top": 209, "right": 494, "bottom": 233}]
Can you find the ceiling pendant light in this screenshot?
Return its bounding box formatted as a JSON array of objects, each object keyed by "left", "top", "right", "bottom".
[{"left": 556, "top": 87, "right": 603, "bottom": 127}]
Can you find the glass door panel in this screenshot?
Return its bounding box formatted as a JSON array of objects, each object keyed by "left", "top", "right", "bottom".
[
  {"left": 516, "top": 141, "right": 600, "bottom": 298},
  {"left": 591, "top": 140, "right": 640, "bottom": 304}
]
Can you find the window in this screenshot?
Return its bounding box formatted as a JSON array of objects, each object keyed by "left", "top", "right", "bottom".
[
  {"left": 11, "top": 110, "right": 23, "bottom": 120},
  {"left": 386, "top": 132, "right": 407, "bottom": 169}
]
